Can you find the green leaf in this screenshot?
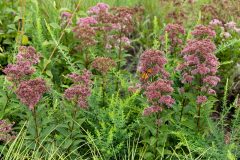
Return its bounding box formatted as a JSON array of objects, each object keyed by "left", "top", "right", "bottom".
[{"left": 63, "top": 139, "right": 73, "bottom": 149}]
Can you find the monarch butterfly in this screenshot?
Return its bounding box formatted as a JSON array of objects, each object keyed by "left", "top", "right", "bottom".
[{"left": 141, "top": 68, "right": 153, "bottom": 80}]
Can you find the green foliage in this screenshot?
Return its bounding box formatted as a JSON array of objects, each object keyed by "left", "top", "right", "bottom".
[{"left": 1, "top": 0, "right": 240, "bottom": 160}]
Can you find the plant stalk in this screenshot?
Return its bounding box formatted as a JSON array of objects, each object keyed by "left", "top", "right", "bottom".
[
  {"left": 197, "top": 105, "right": 201, "bottom": 131},
  {"left": 102, "top": 74, "right": 105, "bottom": 106},
  {"left": 32, "top": 108, "right": 39, "bottom": 145},
  {"left": 180, "top": 98, "right": 186, "bottom": 121},
  {"left": 155, "top": 112, "right": 160, "bottom": 159},
  {"left": 115, "top": 27, "right": 123, "bottom": 91}
]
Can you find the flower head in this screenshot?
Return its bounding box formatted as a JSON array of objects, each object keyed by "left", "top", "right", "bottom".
[
  {"left": 164, "top": 23, "right": 185, "bottom": 46},
  {"left": 88, "top": 3, "right": 110, "bottom": 15},
  {"left": 92, "top": 57, "right": 116, "bottom": 74},
  {"left": 3, "top": 62, "right": 35, "bottom": 81},
  {"left": 145, "top": 79, "right": 174, "bottom": 107},
  {"left": 3, "top": 46, "right": 39, "bottom": 82},
  {"left": 225, "top": 21, "right": 236, "bottom": 29},
  {"left": 143, "top": 106, "right": 162, "bottom": 116},
  {"left": 0, "top": 120, "right": 15, "bottom": 142},
  {"left": 61, "top": 11, "right": 73, "bottom": 25},
  {"left": 73, "top": 24, "right": 97, "bottom": 48},
  {"left": 191, "top": 25, "right": 216, "bottom": 39},
  {"left": 77, "top": 17, "right": 97, "bottom": 26},
  {"left": 179, "top": 25, "right": 220, "bottom": 101},
  {"left": 16, "top": 78, "right": 48, "bottom": 110},
  {"left": 209, "top": 19, "right": 222, "bottom": 26},
  {"left": 138, "top": 49, "right": 168, "bottom": 82},
  {"left": 68, "top": 69, "right": 92, "bottom": 85},
  {"left": 196, "top": 96, "right": 207, "bottom": 104},
  {"left": 17, "top": 46, "right": 40, "bottom": 65},
  {"left": 64, "top": 70, "right": 92, "bottom": 109}
]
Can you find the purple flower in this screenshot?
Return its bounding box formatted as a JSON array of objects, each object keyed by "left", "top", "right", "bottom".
[
  {"left": 138, "top": 48, "right": 174, "bottom": 116},
  {"left": 179, "top": 25, "right": 220, "bottom": 100},
  {"left": 202, "top": 76, "right": 220, "bottom": 87},
  {"left": 196, "top": 96, "right": 207, "bottom": 104},
  {"left": 138, "top": 49, "right": 168, "bottom": 82},
  {"left": 17, "top": 46, "right": 40, "bottom": 65},
  {"left": 195, "top": 64, "right": 210, "bottom": 75},
  {"left": 61, "top": 11, "right": 73, "bottom": 25},
  {"left": 3, "top": 62, "right": 35, "bottom": 81},
  {"left": 209, "top": 19, "right": 222, "bottom": 26},
  {"left": 88, "top": 3, "right": 110, "bottom": 14},
  {"left": 91, "top": 57, "right": 116, "bottom": 74},
  {"left": 3, "top": 46, "right": 40, "bottom": 82},
  {"left": 143, "top": 106, "right": 162, "bottom": 116},
  {"left": 72, "top": 24, "right": 97, "bottom": 48},
  {"left": 77, "top": 17, "right": 97, "bottom": 26},
  {"left": 159, "top": 95, "right": 175, "bottom": 107},
  {"left": 145, "top": 79, "right": 174, "bottom": 105},
  {"left": 182, "top": 73, "right": 194, "bottom": 84},
  {"left": 0, "top": 120, "right": 15, "bottom": 142},
  {"left": 64, "top": 70, "right": 92, "bottom": 109},
  {"left": 16, "top": 78, "right": 48, "bottom": 110},
  {"left": 207, "top": 89, "right": 216, "bottom": 95},
  {"left": 164, "top": 23, "right": 185, "bottom": 46},
  {"left": 68, "top": 69, "right": 92, "bottom": 85},
  {"left": 225, "top": 21, "right": 236, "bottom": 29},
  {"left": 191, "top": 25, "right": 216, "bottom": 39},
  {"left": 182, "top": 39, "right": 216, "bottom": 55}
]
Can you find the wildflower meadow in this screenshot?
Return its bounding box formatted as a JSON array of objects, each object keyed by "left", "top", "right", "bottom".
[{"left": 0, "top": 0, "right": 240, "bottom": 159}]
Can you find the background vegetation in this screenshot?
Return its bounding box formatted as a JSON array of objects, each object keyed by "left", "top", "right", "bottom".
[{"left": 0, "top": 0, "right": 240, "bottom": 159}]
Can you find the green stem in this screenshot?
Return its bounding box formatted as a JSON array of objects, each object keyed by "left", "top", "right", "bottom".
[
  {"left": 102, "top": 74, "right": 105, "bottom": 106},
  {"left": 180, "top": 98, "right": 186, "bottom": 121},
  {"left": 116, "top": 28, "right": 123, "bottom": 91},
  {"left": 32, "top": 109, "right": 39, "bottom": 145},
  {"left": 85, "top": 50, "right": 89, "bottom": 69},
  {"left": 197, "top": 105, "right": 201, "bottom": 131},
  {"left": 70, "top": 107, "right": 77, "bottom": 139},
  {"left": 67, "top": 106, "right": 77, "bottom": 151},
  {"left": 155, "top": 112, "right": 160, "bottom": 159}
]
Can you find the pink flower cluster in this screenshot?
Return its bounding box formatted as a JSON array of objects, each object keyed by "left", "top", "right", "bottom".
[
  {"left": 64, "top": 70, "right": 92, "bottom": 109},
  {"left": 61, "top": 11, "right": 72, "bottom": 26},
  {"left": 138, "top": 49, "right": 169, "bottom": 83},
  {"left": 17, "top": 46, "right": 40, "bottom": 65},
  {"left": 209, "top": 19, "right": 240, "bottom": 37},
  {"left": 91, "top": 57, "right": 116, "bottom": 74},
  {"left": 3, "top": 46, "right": 39, "bottom": 82},
  {"left": 88, "top": 3, "right": 110, "bottom": 15},
  {"left": 16, "top": 78, "right": 48, "bottom": 110},
  {"left": 225, "top": 21, "right": 236, "bottom": 30},
  {"left": 73, "top": 22, "right": 97, "bottom": 48},
  {"left": 191, "top": 25, "right": 216, "bottom": 39},
  {"left": 143, "top": 106, "right": 162, "bottom": 116},
  {"left": 145, "top": 79, "right": 175, "bottom": 107},
  {"left": 138, "top": 49, "right": 174, "bottom": 116},
  {"left": 3, "top": 46, "right": 48, "bottom": 110},
  {"left": 196, "top": 96, "right": 207, "bottom": 104},
  {"left": 164, "top": 23, "right": 185, "bottom": 46},
  {"left": 178, "top": 25, "right": 220, "bottom": 104},
  {"left": 105, "top": 35, "right": 131, "bottom": 50},
  {"left": 3, "top": 62, "right": 35, "bottom": 81},
  {"left": 73, "top": 3, "right": 140, "bottom": 50},
  {"left": 209, "top": 19, "right": 222, "bottom": 26},
  {"left": 0, "top": 119, "right": 15, "bottom": 142},
  {"left": 77, "top": 17, "right": 98, "bottom": 26}
]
